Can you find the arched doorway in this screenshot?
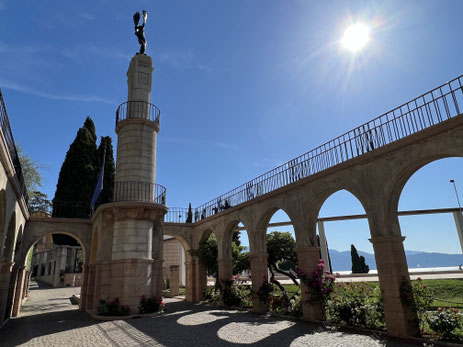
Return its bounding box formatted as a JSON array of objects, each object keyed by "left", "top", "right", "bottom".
[
  {"left": 17, "top": 232, "right": 87, "bottom": 317},
  {"left": 163, "top": 232, "right": 193, "bottom": 300}
]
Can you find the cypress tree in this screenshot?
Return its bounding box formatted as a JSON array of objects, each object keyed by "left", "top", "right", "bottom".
[
  {"left": 53, "top": 117, "right": 98, "bottom": 217},
  {"left": 96, "top": 136, "right": 115, "bottom": 204},
  {"left": 351, "top": 244, "right": 370, "bottom": 274}
]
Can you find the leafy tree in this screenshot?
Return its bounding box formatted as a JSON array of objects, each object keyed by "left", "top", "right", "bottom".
[
  {"left": 351, "top": 244, "right": 369, "bottom": 274},
  {"left": 28, "top": 191, "right": 52, "bottom": 214},
  {"left": 266, "top": 231, "right": 299, "bottom": 286},
  {"left": 190, "top": 234, "right": 218, "bottom": 277},
  {"left": 190, "top": 231, "right": 250, "bottom": 280},
  {"left": 17, "top": 144, "right": 44, "bottom": 196},
  {"left": 232, "top": 231, "right": 249, "bottom": 274},
  {"left": 96, "top": 136, "right": 115, "bottom": 204},
  {"left": 53, "top": 117, "right": 98, "bottom": 217}
]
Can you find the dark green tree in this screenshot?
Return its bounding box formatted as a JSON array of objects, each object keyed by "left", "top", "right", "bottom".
[
  {"left": 186, "top": 203, "right": 193, "bottom": 223},
  {"left": 96, "top": 136, "right": 115, "bottom": 204},
  {"left": 53, "top": 117, "right": 98, "bottom": 217},
  {"left": 351, "top": 244, "right": 369, "bottom": 273}
]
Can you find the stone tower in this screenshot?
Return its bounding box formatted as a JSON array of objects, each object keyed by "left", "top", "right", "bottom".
[{"left": 85, "top": 53, "right": 167, "bottom": 314}]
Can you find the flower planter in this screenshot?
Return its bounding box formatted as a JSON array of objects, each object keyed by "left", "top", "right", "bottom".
[{"left": 92, "top": 311, "right": 163, "bottom": 321}]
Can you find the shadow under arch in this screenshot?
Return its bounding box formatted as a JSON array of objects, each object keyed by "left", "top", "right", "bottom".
[
  {"left": 13, "top": 225, "right": 23, "bottom": 264},
  {"left": 0, "top": 189, "right": 6, "bottom": 254},
  {"left": 4, "top": 210, "right": 16, "bottom": 262}
]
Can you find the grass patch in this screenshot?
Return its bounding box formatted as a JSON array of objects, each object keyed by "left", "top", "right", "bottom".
[
  {"left": 419, "top": 279, "right": 463, "bottom": 309},
  {"left": 281, "top": 278, "right": 463, "bottom": 309},
  {"left": 179, "top": 287, "right": 185, "bottom": 296}
]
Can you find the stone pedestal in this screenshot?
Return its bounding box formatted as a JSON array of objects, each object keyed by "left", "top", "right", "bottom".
[
  {"left": 250, "top": 253, "right": 268, "bottom": 314},
  {"left": 109, "top": 258, "right": 153, "bottom": 312},
  {"left": 127, "top": 54, "right": 154, "bottom": 104},
  {"left": 169, "top": 265, "right": 180, "bottom": 296},
  {"left": 296, "top": 246, "right": 324, "bottom": 321},
  {"left": 92, "top": 261, "right": 111, "bottom": 311},
  {"left": 370, "top": 236, "right": 419, "bottom": 337}
]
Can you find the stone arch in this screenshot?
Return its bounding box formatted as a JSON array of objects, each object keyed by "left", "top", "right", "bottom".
[
  {"left": 22, "top": 231, "right": 87, "bottom": 268},
  {"left": 164, "top": 232, "right": 192, "bottom": 262},
  {"left": 21, "top": 219, "right": 92, "bottom": 267},
  {"left": 4, "top": 211, "right": 16, "bottom": 262},
  {"left": 390, "top": 154, "right": 463, "bottom": 221},
  {"left": 0, "top": 189, "right": 6, "bottom": 256}
]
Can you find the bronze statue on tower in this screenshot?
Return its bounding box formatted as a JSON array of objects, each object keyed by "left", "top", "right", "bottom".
[{"left": 133, "top": 10, "right": 148, "bottom": 54}]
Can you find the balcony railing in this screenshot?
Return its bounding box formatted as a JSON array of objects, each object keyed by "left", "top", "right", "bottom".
[
  {"left": 116, "top": 101, "right": 160, "bottom": 126},
  {"left": 114, "top": 181, "right": 166, "bottom": 205},
  {"left": 0, "top": 89, "right": 28, "bottom": 204},
  {"left": 51, "top": 201, "right": 91, "bottom": 219},
  {"left": 168, "top": 75, "right": 463, "bottom": 223},
  {"left": 164, "top": 207, "right": 190, "bottom": 223}
]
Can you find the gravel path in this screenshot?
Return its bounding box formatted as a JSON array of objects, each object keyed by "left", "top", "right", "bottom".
[{"left": 0, "top": 281, "right": 423, "bottom": 346}]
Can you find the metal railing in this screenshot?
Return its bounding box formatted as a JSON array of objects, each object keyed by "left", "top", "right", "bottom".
[
  {"left": 169, "top": 75, "right": 463, "bottom": 223},
  {"left": 116, "top": 100, "right": 160, "bottom": 126},
  {"left": 0, "top": 89, "right": 28, "bottom": 203},
  {"left": 164, "top": 207, "right": 190, "bottom": 223},
  {"left": 51, "top": 201, "right": 91, "bottom": 219},
  {"left": 114, "top": 181, "right": 166, "bottom": 205}
]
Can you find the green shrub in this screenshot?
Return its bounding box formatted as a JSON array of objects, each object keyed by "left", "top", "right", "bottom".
[
  {"left": 428, "top": 307, "right": 462, "bottom": 340},
  {"left": 326, "top": 283, "right": 384, "bottom": 329}
]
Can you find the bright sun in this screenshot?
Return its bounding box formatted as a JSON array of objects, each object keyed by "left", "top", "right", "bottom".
[{"left": 341, "top": 23, "right": 370, "bottom": 52}]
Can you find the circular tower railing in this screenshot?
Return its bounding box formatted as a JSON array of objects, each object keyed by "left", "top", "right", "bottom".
[
  {"left": 114, "top": 181, "right": 166, "bottom": 205},
  {"left": 116, "top": 101, "right": 161, "bottom": 126}
]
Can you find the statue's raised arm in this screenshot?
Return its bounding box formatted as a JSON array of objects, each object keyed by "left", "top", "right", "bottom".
[{"left": 134, "top": 10, "right": 148, "bottom": 54}]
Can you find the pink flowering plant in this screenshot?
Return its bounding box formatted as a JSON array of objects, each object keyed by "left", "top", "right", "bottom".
[
  {"left": 138, "top": 295, "right": 165, "bottom": 314},
  {"left": 295, "top": 259, "right": 337, "bottom": 305}
]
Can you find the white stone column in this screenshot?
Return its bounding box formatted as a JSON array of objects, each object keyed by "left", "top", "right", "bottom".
[
  {"left": 317, "top": 221, "right": 331, "bottom": 271},
  {"left": 452, "top": 211, "right": 463, "bottom": 253},
  {"left": 115, "top": 55, "right": 158, "bottom": 187}
]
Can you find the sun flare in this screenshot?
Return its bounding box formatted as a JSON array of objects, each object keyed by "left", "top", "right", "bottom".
[{"left": 341, "top": 23, "right": 370, "bottom": 52}]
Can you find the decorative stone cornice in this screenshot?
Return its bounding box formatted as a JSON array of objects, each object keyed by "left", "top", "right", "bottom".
[{"left": 92, "top": 201, "right": 167, "bottom": 222}]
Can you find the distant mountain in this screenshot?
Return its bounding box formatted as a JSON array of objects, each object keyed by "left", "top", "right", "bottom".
[{"left": 328, "top": 249, "right": 463, "bottom": 272}]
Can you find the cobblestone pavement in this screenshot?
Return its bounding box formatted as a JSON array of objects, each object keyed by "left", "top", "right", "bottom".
[{"left": 0, "top": 282, "right": 425, "bottom": 347}]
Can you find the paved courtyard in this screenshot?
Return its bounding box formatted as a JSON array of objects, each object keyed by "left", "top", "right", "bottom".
[{"left": 0, "top": 282, "right": 424, "bottom": 347}]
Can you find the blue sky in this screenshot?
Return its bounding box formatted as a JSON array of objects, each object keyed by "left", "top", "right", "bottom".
[{"left": 1, "top": 1, "right": 463, "bottom": 254}]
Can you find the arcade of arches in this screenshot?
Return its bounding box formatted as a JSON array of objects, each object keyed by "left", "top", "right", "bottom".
[{"left": 1, "top": 56, "right": 463, "bottom": 341}]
